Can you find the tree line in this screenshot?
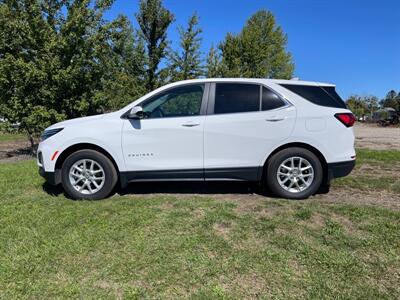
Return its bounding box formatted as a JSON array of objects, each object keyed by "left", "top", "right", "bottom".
[
  {"left": 346, "top": 90, "right": 400, "bottom": 118},
  {"left": 0, "top": 0, "right": 294, "bottom": 148}
]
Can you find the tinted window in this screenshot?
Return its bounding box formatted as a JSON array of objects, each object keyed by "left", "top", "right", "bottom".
[
  {"left": 322, "top": 86, "right": 346, "bottom": 107},
  {"left": 214, "top": 83, "right": 260, "bottom": 114},
  {"left": 142, "top": 84, "right": 204, "bottom": 118},
  {"left": 279, "top": 84, "right": 346, "bottom": 109},
  {"left": 262, "top": 87, "right": 286, "bottom": 110}
]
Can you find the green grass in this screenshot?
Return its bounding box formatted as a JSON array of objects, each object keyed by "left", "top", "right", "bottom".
[
  {"left": 0, "top": 132, "right": 25, "bottom": 142},
  {"left": 333, "top": 149, "right": 400, "bottom": 194},
  {"left": 355, "top": 149, "right": 400, "bottom": 167},
  {"left": 0, "top": 150, "right": 399, "bottom": 299}
]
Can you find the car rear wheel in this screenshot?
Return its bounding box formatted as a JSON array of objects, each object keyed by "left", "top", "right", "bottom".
[
  {"left": 61, "top": 150, "right": 117, "bottom": 200},
  {"left": 265, "top": 147, "right": 323, "bottom": 199}
]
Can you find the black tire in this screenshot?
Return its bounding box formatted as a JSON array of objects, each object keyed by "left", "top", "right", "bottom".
[
  {"left": 265, "top": 147, "right": 323, "bottom": 199},
  {"left": 61, "top": 149, "right": 117, "bottom": 200}
]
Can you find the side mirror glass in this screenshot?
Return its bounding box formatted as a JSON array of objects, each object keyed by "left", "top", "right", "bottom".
[{"left": 128, "top": 106, "right": 144, "bottom": 119}]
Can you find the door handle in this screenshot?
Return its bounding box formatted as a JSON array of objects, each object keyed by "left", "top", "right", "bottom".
[
  {"left": 266, "top": 117, "right": 284, "bottom": 122},
  {"left": 182, "top": 122, "right": 200, "bottom": 127}
]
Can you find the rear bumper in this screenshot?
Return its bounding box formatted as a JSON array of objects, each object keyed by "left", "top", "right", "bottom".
[
  {"left": 327, "top": 160, "right": 355, "bottom": 182},
  {"left": 39, "top": 167, "right": 60, "bottom": 185}
]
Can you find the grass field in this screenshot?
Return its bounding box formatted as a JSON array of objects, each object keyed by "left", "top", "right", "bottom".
[
  {"left": 334, "top": 149, "right": 400, "bottom": 194},
  {"left": 0, "top": 132, "right": 25, "bottom": 142},
  {"left": 0, "top": 150, "right": 399, "bottom": 299}
]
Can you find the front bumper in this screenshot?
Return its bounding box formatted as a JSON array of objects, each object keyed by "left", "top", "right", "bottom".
[
  {"left": 39, "top": 167, "right": 60, "bottom": 185},
  {"left": 327, "top": 160, "right": 356, "bottom": 182}
]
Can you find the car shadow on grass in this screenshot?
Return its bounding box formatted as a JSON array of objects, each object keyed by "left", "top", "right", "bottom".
[
  {"left": 118, "top": 181, "right": 277, "bottom": 197},
  {"left": 42, "top": 180, "right": 277, "bottom": 199},
  {"left": 41, "top": 180, "right": 331, "bottom": 200},
  {"left": 42, "top": 182, "right": 64, "bottom": 197}
]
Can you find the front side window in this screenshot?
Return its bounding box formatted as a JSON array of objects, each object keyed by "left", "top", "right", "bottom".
[
  {"left": 142, "top": 84, "right": 204, "bottom": 118},
  {"left": 214, "top": 83, "right": 260, "bottom": 114}
]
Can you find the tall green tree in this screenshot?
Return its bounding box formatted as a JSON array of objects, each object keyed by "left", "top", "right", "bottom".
[
  {"left": 206, "top": 45, "right": 222, "bottom": 78},
  {"left": 0, "top": 0, "right": 63, "bottom": 149},
  {"left": 97, "top": 16, "right": 147, "bottom": 111},
  {"left": 136, "top": 0, "right": 174, "bottom": 90},
  {"left": 0, "top": 0, "right": 143, "bottom": 151},
  {"left": 219, "top": 10, "right": 294, "bottom": 79},
  {"left": 169, "top": 13, "right": 203, "bottom": 81}
]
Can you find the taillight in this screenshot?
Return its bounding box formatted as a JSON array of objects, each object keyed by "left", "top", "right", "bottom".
[{"left": 335, "top": 113, "right": 355, "bottom": 127}]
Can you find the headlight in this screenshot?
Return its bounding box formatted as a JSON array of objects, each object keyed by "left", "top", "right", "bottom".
[{"left": 40, "top": 128, "right": 64, "bottom": 142}]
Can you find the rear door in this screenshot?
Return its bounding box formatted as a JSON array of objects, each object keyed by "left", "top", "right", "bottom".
[{"left": 203, "top": 82, "right": 296, "bottom": 180}]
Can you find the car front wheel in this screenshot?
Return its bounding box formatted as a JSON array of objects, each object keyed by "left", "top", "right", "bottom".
[
  {"left": 266, "top": 147, "right": 323, "bottom": 199},
  {"left": 61, "top": 149, "right": 117, "bottom": 200}
]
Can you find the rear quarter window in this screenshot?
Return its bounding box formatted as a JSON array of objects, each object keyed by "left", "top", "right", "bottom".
[
  {"left": 262, "top": 87, "right": 286, "bottom": 111},
  {"left": 279, "top": 84, "right": 347, "bottom": 109}
]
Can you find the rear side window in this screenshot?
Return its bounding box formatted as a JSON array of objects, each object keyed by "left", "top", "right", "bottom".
[
  {"left": 279, "top": 84, "right": 346, "bottom": 109},
  {"left": 214, "top": 83, "right": 260, "bottom": 114},
  {"left": 262, "top": 87, "right": 286, "bottom": 111}
]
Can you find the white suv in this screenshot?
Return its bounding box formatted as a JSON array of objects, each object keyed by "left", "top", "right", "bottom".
[{"left": 38, "top": 78, "right": 356, "bottom": 200}]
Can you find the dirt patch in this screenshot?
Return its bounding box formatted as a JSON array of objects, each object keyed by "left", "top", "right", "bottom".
[
  {"left": 302, "top": 213, "right": 325, "bottom": 229},
  {"left": 191, "top": 207, "right": 206, "bottom": 219},
  {"left": 213, "top": 222, "right": 232, "bottom": 239},
  {"left": 122, "top": 180, "right": 400, "bottom": 212},
  {"left": 316, "top": 187, "right": 400, "bottom": 210},
  {"left": 0, "top": 138, "right": 33, "bottom": 163},
  {"left": 95, "top": 280, "right": 123, "bottom": 299},
  {"left": 355, "top": 163, "right": 400, "bottom": 177},
  {"left": 222, "top": 273, "right": 268, "bottom": 298},
  {"left": 355, "top": 123, "right": 400, "bottom": 150},
  {"left": 127, "top": 189, "right": 400, "bottom": 216},
  {"left": 331, "top": 214, "right": 354, "bottom": 232}
]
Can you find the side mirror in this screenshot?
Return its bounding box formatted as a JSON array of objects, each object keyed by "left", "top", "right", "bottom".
[{"left": 128, "top": 106, "right": 144, "bottom": 119}]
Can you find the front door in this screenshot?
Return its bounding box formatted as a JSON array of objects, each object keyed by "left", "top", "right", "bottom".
[{"left": 122, "top": 84, "right": 207, "bottom": 178}]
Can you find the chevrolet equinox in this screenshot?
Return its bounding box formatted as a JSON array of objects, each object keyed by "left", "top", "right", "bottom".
[{"left": 38, "top": 78, "right": 356, "bottom": 200}]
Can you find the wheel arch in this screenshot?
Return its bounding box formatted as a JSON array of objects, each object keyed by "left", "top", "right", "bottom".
[
  {"left": 261, "top": 142, "right": 329, "bottom": 185},
  {"left": 53, "top": 143, "right": 120, "bottom": 185}
]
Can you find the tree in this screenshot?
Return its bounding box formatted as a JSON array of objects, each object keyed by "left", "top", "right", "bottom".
[
  {"left": 97, "top": 16, "right": 147, "bottom": 111},
  {"left": 0, "top": 2, "right": 299, "bottom": 155},
  {"left": 0, "top": 0, "right": 64, "bottom": 150},
  {"left": 380, "top": 90, "right": 399, "bottom": 110},
  {"left": 219, "top": 33, "right": 242, "bottom": 77},
  {"left": 218, "top": 10, "right": 294, "bottom": 79},
  {"left": 169, "top": 13, "right": 203, "bottom": 81},
  {"left": 346, "top": 96, "right": 367, "bottom": 117},
  {"left": 206, "top": 45, "right": 223, "bottom": 78},
  {"left": 0, "top": 0, "right": 144, "bottom": 152},
  {"left": 136, "top": 0, "right": 174, "bottom": 90},
  {"left": 363, "top": 95, "right": 379, "bottom": 112},
  {"left": 346, "top": 95, "right": 380, "bottom": 118}
]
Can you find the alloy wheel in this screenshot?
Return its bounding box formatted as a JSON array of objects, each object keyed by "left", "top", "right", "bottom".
[
  {"left": 276, "top": 156, "right": 314, "bottom": 193},
  {"left": 69, "top": 159, "right": 105, "bottom": 195}
]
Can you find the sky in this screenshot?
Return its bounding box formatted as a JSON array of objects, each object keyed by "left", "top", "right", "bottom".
[{"left": 104, "top": 0, "right": 400, "bottom": 99}]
